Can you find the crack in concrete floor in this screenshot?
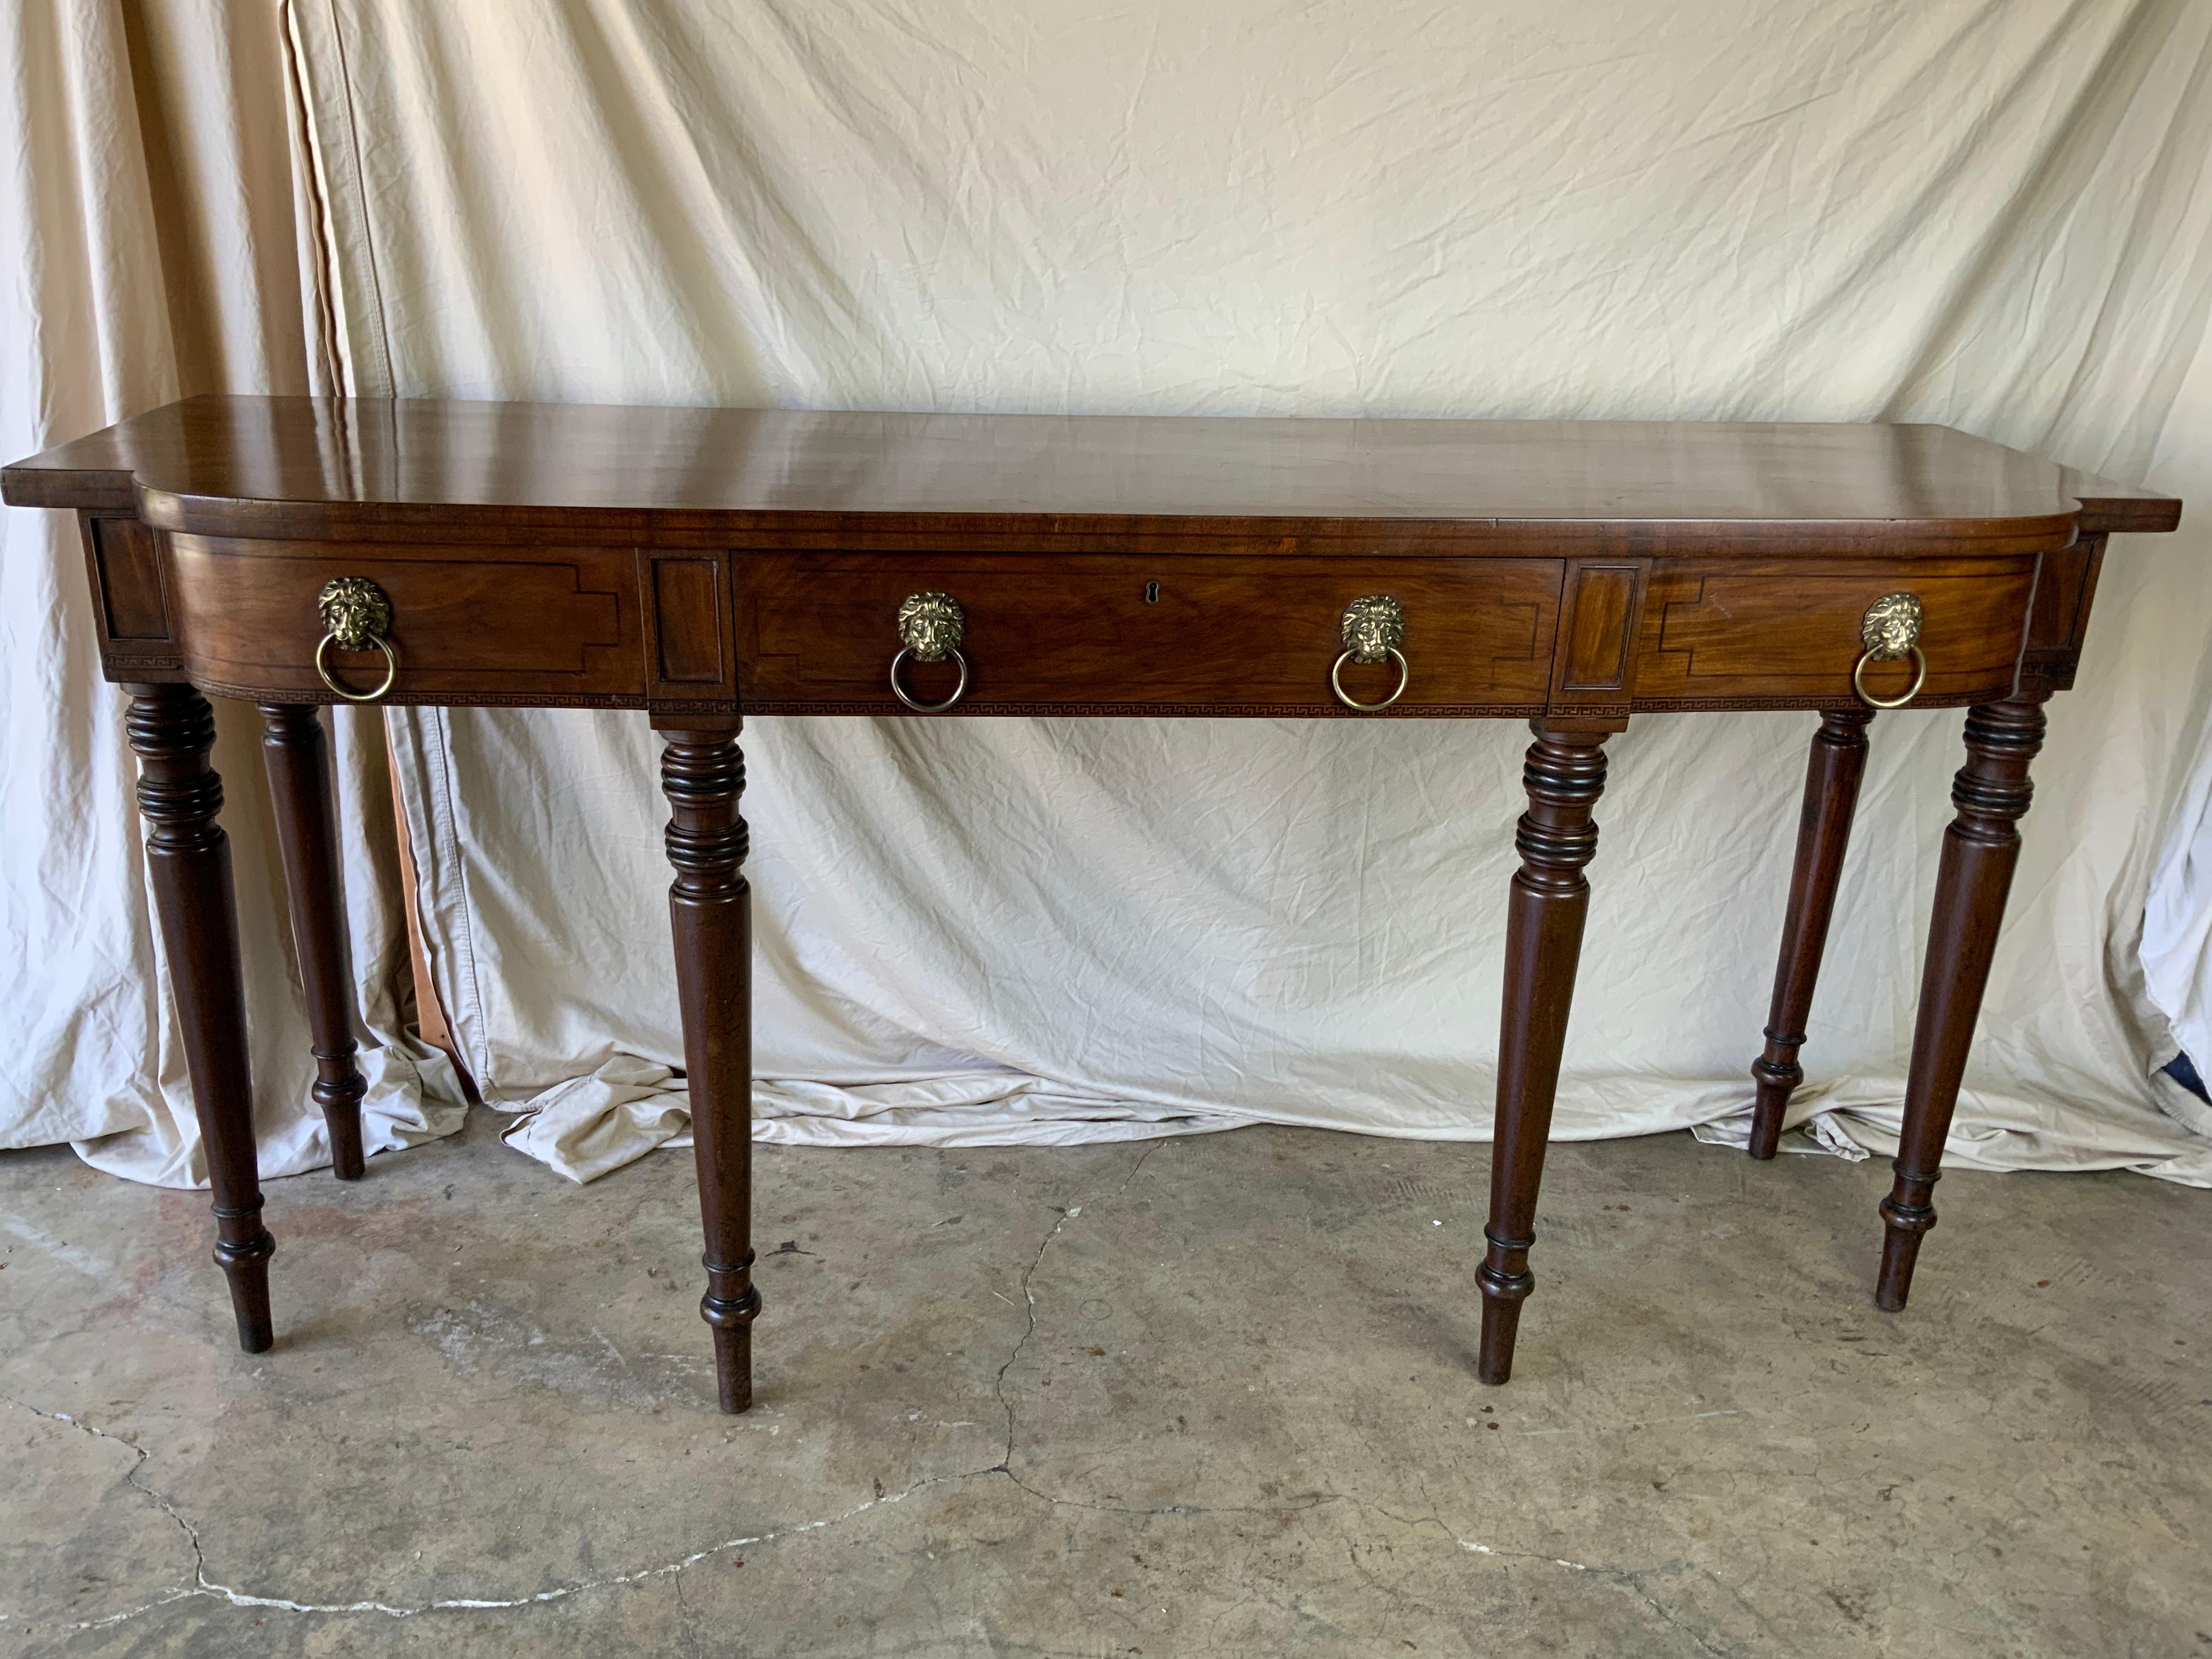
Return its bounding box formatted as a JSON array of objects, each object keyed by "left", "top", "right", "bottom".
[
  {"left": 13, "top": 1142, "right": 1661, "bottom": 1643},
  {"left": 10, "top": 1108, "right": 2205, "bottom": 1659},
  {"left": 12, "top": 1388, "right": 975, "bottom": 1630}
]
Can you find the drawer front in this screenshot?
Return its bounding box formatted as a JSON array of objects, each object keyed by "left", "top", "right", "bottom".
[
  {"left": 166, "top": 537, "right": 693, "bottom": 707},
  {"left": 1632, "top": 556, "right": 2040, "bottom": 710},
  {"left": 738, "top": 554, "right": 1565, "bottom": 715}
]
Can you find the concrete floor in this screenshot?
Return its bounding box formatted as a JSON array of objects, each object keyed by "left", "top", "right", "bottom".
[{"left": 2, "top": 1113, "right": 2207, "bottom": 1658}]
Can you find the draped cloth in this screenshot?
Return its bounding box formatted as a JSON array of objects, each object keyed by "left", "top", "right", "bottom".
[
  {"left": 1, "top": 0, "right": 464, "bottom": 1187},
  {"left": 6, "top": 0, "right": 2211, "bottom": 1189}
]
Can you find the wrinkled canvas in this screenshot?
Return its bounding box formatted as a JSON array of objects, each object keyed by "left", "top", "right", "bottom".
[{"left": 7, "top": 1, "right": 2212, "bottom": 1191}]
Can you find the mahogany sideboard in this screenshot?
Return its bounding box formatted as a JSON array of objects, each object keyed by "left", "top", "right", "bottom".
[{"left": 2, "top": 397, "right": 2182, "bottom": 1414}]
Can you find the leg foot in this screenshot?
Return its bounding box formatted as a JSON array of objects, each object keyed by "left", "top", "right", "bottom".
[
  {"left": 710, "top": 1328, "right": 752, "bottom": 1414},
  {"left": 1750, "top": 708, "right": 1874, "bottom": 1159},
  {"left": 1874, "top": 1171, "right": 1938, "bottom": 1310},
  {"left": 128, "top": 685, "right": 275, "bottom": 1352},
  {"left": 1876, "top": 697, "right": 2046, "bottom": 1310},
  {"left": 259, "top": 704, "right": 368, "bottom": 1180},
  {"left": 213, "top": 1201, "right": 277, "bottom": 1351},
  {"left": 1475, "top": 1232, "right": 1533, "bottom": 1385},
  {"left": 661, "top": 719, "right": 760, "bottom": 1412},
  {"left": 703, "top": 1252, "right": 760, "bottom": 1414},
  {"left": 1480, "top": 722, "right": 1612, "bottom": 1385}
]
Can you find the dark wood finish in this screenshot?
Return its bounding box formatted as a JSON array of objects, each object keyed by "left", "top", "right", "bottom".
[
  {"left": 1478, "top": 722, "right": 1612, "bottom": 1386},
  {"left": 258, "top": 704, "right": 368, "bottom": 1180},
  {"left": 740, "top": 553, "right": 1561, "bottom": 716},
  {"left": 659, "top": 719, "right": 761, "bottom": 1412},
  {"left": 1548, "top": 558, "right": 1651, "bottom": 722},
  {"left": 2, "top": 397, "right": 2183, "bottom": 1404},
  {"left": 89, "top": 516, "right": 171, "bottom": 639},
  {"left": 2018, "top": 533, "right": 2108, "bottom": 696},
  {"left": 643, "top": 555, "right": 737, "bottom": 702},
  {"left": 1749, "top": 708, "right": 1877, "bottom": 1159},
  {"left": 1875, "top": 696, "right": 2050, "bottom": 1311},
  {"left": 1634, "top": 556, "right": 2039, "bottom": 712},
  {"left": 171, "top": 535, "right": 636, "bottom": 708},
  {"left": 78, "top": 514, "right": 183, "bottom": 681},
  {"left": 126, "top": 684, "right": 274, "bottom": 1350},
  {"left": 1560, "top": 567, "right": 1640, "bottom": 686},
  {"left": 3, "top": 399, "right": 2175, "bottom": 554}
]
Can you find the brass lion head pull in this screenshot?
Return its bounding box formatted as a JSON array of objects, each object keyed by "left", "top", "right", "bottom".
[
  {"left": 314, "top": 577, "right": 399, "bottom": 703},
  {"left": 1859, "top": 591, "right": 1923, "bottom": 661},
  {"left": 891, "top": 592, "right": 969, "bottom": 712},
  {"left": 1340, "top": 594, "right": 1406, "bottom": 665},
  {"left": 318, "top": 577, "right": 392, "bottom": 651},
  {"left": 1854, "top": 591, "right": 1927, "bottom": 710},
  {"left": 896, "top": 592, "right": 966, "bottom": 662},
  {"left": 1333, "top": 594, "right": 1409, "bottom": 711}
]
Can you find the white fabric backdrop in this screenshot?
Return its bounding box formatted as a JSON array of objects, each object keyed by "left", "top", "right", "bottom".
[
  {"left": 2142, "top": 342, "right": 2212, "bottom": 1144},
  {"left": 0, "top": 0, "right": 462, "bottom": 1185},
  {"left": 5, "top": 1, "right": 2212, "bottom": 1191},
  {"left": 290, "top": 0, "right": 2212, "bottom": 1183}
]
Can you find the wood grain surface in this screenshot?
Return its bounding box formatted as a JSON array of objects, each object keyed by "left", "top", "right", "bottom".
[{"left": 4, "top": 396, "right": 2179, "bottom": 548}]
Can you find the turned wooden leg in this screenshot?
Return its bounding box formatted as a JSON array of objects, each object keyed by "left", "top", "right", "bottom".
[
  {"left": 258, "top": 704, "right": 368, "bottom": 1180},
  {"left": 1748, "top": 708, "right": 1876, "bottom": 1159},
  {"left": 660, "top": 718, "right": 760, "bottom": 1412},
  {"left": 1479, "top": 721, "right": 1612, "bottom": 1386},
  {"left": 1876, "top": 696, "right": 2048, "bottom": 1311},
  {"left": 127, "top": 685, "right": 275, "bottom": 1352}
]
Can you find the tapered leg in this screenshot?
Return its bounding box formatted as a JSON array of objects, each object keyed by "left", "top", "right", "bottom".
[
  {"left": 127, "top": 685, "right": 275, "bottom": 1352},
  {"left": 258, "top": 705, "right": 368, "bottom": 1180},
  {"left": 1876, "top": 696, "right": 2048, "bottom": 1311},
  {"left": 1748, "top": 708, "right": 1876, "bottom": 1159},
  {"left": 660, "top": 718, "right": 760, "bottom": 1412},
  {"left": 1479, "top": 721, "right": 1612, "bottom": 1385}
]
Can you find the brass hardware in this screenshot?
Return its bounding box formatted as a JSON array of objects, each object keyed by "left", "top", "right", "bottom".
[
  {"left": 315, "top": 635, "right": 399, "bottom": 703},
  {"left": 1340, "top": 594, "right": 1405, "bottom": 663},
  {"left": 890, "top": 591, "right": 969, "bottom": 712},
  {"left": 1853, "top": 647, "right": 1926, "bottom": 709},
  {"left": 1331, "top": 594, "right": 1408, "bottom": 711},
  {"left": 896, "top": 592, "right": 964, "bottom": 659},
  {"left": 1853, "top": 591, "right": 1926, "bottom": 710},
  {"left": 313, "top": 577, "right": 399, "bottom": 703},
  {"left": 1859, "top": 591, "right": 1923, "bottom": 659}
]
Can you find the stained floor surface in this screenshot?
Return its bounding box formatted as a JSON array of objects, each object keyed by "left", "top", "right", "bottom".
[{"left": 3, "top": 1113, "right": 2208, "bottom": 1656}]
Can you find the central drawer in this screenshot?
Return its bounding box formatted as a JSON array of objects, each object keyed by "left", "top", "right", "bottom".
[{"left": 736, "top": 554, "right": 1566, "bottom": 715}]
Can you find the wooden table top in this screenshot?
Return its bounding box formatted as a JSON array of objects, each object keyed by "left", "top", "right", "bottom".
[{"left": 5, "top": 394, "right": 2179, "bottom": 547}]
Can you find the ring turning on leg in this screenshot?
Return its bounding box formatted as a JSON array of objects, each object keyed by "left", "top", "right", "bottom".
[
  {"left": 128, "top": 685, "right": 275, "bottom": 1352},
  {"left": 1876, "top": 696, "right": 2047, "bottom": 1311},
  {"left": 1750, "top": 708, "right": 1875, "bottom": 1159},
  {"left": 259, "top": 704, "right": 370, "bottom": 1179},
  {"left": 660, "top": 719, "right": 761, "bottom": 1412},
  {"left": 1479, "top": 722, "right": 1612, "bottom": 1386}
]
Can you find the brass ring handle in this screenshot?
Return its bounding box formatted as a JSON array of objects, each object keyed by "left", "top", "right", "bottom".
[
  {"left": 1333, "top": 593, "right": 1408, "bottom": 712},
  {"left": 313, "top": 577, "right": 398, "bottom": 703},
  {"left": 891, "top": 591, "right": 968, "bottom": 713},
  {"left": 1330, "top": 646, "right": 1409, "bottom": 712},
  {"left": 889, "top": 645, "right": 969, "bottom": 713},
  {"left": 315, "top": 633, "right": 400, "bottom": 703},
  {"left": 1852, "top": 644, "right": 1926, "bottom": 710},
  {"left": 1853, "top": 591, "right": 1926, "bottom": 710}
]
